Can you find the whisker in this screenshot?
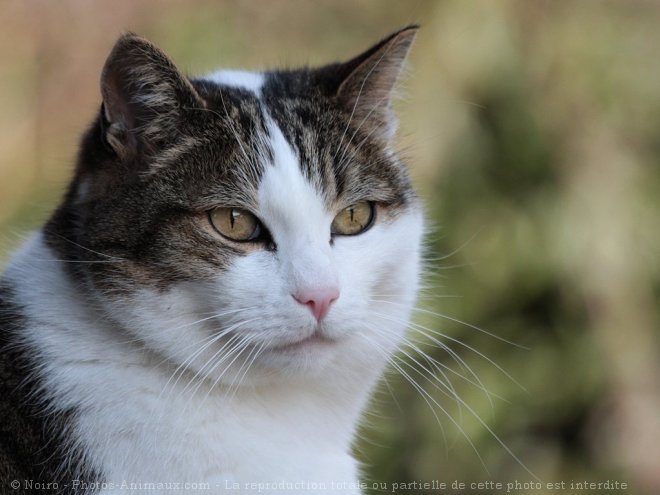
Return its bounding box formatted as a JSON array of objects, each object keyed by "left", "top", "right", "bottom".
[
  {"left": 363, "top": 326, "right": 536, "bottom": 478},
  {"left": 371, "top": 311, "right": 526, "bottom": 392},
  {"left": 409, "top": 328, "right": 507, "bottom": 408},
  {"left": 400, "top": 333, "right": 502, "bottom": 406},
  {"left": 42, "top": 231, "right": 126, "bottom": 261},
  {"left": 158, "top": 313, "right": 260, "bottom": 403},
  {"left": 367, "top": 324, "right": 466, "bottom": 421},
  {"left": 227, "top": 338, "right": 269, "bottom": 400},
  {"left": 193, "top": 335, "right": 254, "bottom": 408},
  {"left": 424, "top": 228, "right": 485, "bottom": 264},
  {"left": 180, "top": 319, "right": 261, "bottom": 397},
  {"left": 369, "top": 316, "right": 504, "bottom": 408},
  {"left": 359, "top": 333, "right": 450, "bottom": 451},
  {"left": 372, "top": 298, "right": 528, "bottom": 349},
  {"left": 398, "top": 353, "right": 538, "bottom": 480},
  {"left": 150, "top": 306, "right": 258, "bottom": 367},
  {"left": 173, "top": 336, "right": 256, "bottom": 448},
  {"left": 408, "top": 320, "right": 527, "bottom": 392}
]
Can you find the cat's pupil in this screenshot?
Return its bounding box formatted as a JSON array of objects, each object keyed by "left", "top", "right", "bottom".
[{"left": 209, "top": 207, "right": 261, "bottom": 242}]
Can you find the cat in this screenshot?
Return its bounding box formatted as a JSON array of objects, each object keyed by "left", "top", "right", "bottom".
[{"left": 0, "top": 26, "right": 422, "bottom": 494}]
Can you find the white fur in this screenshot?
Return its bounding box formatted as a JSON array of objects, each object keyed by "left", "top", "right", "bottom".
[
  {"left": 204, "top": 70, "right": 265, "bottom": 95},
  {"left": 3, "top": 117, "right": 423, "bottom": 493},
  {"left": 257, "top": 120, "right": 339, "bottom": 302}
]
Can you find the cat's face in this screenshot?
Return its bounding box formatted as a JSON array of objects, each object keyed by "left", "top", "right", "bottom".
[{"left": 46, "top": 28, "right": 422, "bottom": 385}]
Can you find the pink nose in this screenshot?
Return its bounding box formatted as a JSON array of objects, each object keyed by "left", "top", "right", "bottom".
[{"left": 293, "top": 287, "right": 340, "bottom": 322}]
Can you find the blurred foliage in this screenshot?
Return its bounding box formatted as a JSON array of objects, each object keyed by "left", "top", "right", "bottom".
[{"left": 1, "top": 1, "right": 659, "bottom": 494}]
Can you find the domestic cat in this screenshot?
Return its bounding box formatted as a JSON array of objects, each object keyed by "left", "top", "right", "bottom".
[{"left": 0, "top": 26, "right": 422, "bottom": 494}]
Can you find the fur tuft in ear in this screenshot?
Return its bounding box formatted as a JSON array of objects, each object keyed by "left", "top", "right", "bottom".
[
  {"left": 100, "top": 33, "right": 205, "bottom": 159},
  {"left": 334, "top": 26, "right": 418, "bottom": 142}
]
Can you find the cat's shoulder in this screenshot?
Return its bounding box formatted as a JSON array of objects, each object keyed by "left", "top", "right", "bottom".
[
  {"left": 0, "top": 281, "right": 97, "bottom": 490},
  {"left": 0, "top": 281, "right": 43, "bottom": 485}
]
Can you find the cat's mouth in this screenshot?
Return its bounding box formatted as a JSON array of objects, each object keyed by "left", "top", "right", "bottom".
[{"left": 271, "top": 332, "right": 336, "bottom": 352}]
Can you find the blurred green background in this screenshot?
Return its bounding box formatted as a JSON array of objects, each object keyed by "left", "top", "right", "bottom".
[{"left": 1, "top": 1, "right": 659, "bottom": 494}]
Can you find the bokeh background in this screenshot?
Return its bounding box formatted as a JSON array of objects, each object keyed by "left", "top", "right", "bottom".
[{"left": 1, "top": 1, "right": 659, "bottom": 494}]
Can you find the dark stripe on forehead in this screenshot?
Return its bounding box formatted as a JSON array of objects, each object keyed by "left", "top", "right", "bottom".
[
  {"left": 191, "top": 78, "right": 271, "bottom": 154},
  {"left": 164, "top": 79, "right": 275, "bottom": 210},
  {"left": 260, "top": 100, "right": 330, "bottom": 187},
  {"left": 260, "top": 71, "right": 415, "bottom": 210}
]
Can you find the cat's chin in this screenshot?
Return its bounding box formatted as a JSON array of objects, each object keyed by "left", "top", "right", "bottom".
[{"left": 251, "top": 333, "right": 348, "bottom": 377}]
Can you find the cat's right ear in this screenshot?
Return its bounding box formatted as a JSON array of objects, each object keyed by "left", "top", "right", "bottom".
[
  {"left": 100, "top": 33, "right": 205, "bottom": 160},
  {"left": 317, "top": 26, "right": 418, "bottom": 143}
]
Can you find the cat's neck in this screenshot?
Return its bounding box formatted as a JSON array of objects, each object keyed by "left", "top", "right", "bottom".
[{"left": 4, "top": 232, "right": 378, "bottom": 489}]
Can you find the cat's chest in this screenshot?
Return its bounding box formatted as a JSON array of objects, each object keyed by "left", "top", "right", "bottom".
[{"left": 71, "top": 365, "right": 361, "bottom": 493}]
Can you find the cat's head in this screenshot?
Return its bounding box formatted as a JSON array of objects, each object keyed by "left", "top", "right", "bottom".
[{"left": 46, "top": 27, "right": 423, "bottom": 386}]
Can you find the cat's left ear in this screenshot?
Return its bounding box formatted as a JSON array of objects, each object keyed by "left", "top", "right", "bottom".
[
  {"left": 100, "top": 33, "right": 205, "bottom": 160},
  {"left": 324, "top": 26, "right": 418, "bottom": 142}
]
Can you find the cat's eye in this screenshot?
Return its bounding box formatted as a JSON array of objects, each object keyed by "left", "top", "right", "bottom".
[
  {"left": 331, "top": 202, "right": 375, "bottom": 236},
  {"left": 209, "top": 207, "right": 262, "bottom": 242}
]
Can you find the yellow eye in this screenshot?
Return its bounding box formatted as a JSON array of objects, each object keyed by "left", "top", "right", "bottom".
[
  {"left": 331, "top": 202, "right": 375, "bottom": 236},
  {"left": 209, "top": 207, "right": 261, "bottom": 242}
]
